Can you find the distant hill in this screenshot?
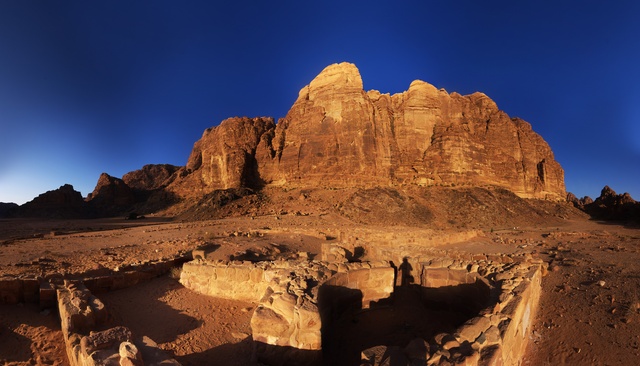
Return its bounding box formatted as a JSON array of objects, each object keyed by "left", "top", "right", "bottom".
[
  {"left": 0, "top": 202, "right": 18, "bottom": 217},
  {"left": 569, "top": 186, "right": 640, "bottom": 223}
]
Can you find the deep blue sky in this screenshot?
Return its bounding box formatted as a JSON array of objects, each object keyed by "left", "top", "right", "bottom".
[{"left": 1, "top": 1, "right": 639, "bottom": 204}]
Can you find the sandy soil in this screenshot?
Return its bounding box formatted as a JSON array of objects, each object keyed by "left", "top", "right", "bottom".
[
  {"left": 0, "top": 303, "right": 67, "bottom": 365},
  {"left": 1, "top": 212, "right": 639, "bottom": 365}
]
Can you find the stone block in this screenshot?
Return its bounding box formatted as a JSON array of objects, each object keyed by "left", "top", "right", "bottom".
[
  {"left": 22, "top": 278, "right": 40, "bottom": 303},
  {"left": 424, "top": 268, "right": 449, "bottom": 288},
  {"left": 119, "top": 341, "right": 143, "bottom": 366},
  {"left": 347, "top": 269, "right": 370, "bottom": 285},
  {"left": 234, "top": 267, "right": 251, "bottom": 282},
  {"left": 456, "top": 316, "right": 492, "bottom": 343},
  {"left": 40, "top": 281, "right": 57, "bottom": 309},
  {"left": 448, "top": 270, "right": 470, "bottom": 285},
  {"left": 250, "top": 268, "right": 264, "bottom": 282},
  {"left": 0, "top": 277, "right": 22, "bottom": 304},
  {"left": 478, "top": 344, "right": 503, "bottom": 366}
]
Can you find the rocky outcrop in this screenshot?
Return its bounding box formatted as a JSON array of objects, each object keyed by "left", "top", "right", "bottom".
[
  {"left": 175, "top": 63, "right": 565, "bottom": 200},
  {"left": 0, "top": 202, "right": 18, "bottom": 217},
  {"left": 121, "top": 164, "right": 182, "bottom": 214},
  {"left": 566, "top": 192, "right": 593, "bottom": 210},
  {"left": 14, "top": 62, "right": 567, "bottom": 218},
  {"left": 86, "top": 173, "right": 136, "bottom": 216},
  {"left": 167, "top": 117, "right": 275, "bottom": 197},
  {"left": 579, "top": 186, "right": 640, "bottom": 222},
  {"left": 122, "top": 164, "right": 180, "bottom": 191},
  {"left": 13, "top": 184, "right": 89, "bottom": 218}
]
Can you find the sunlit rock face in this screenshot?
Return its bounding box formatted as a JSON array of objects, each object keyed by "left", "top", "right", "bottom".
[
  {"left": 174, "top": 62, "right": 565, "bottom": 199},
  {"left": 169, "top": 116, "right": 276, "bottom": 196},
  {"left": 122, "top": 164, "right": 180, "bottom": 191}
]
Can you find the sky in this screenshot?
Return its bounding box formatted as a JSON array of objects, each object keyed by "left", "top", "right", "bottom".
[{"left": 1, "top": 1, "right": 639, "bottom": 204}]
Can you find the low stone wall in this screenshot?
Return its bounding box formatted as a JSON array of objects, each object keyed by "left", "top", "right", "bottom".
[
  {"left": 56, "top": 280, "right": 180, "bottom": 366},
  {"left": 407, "top": 257, "right": 543, "bottom": 365},
  {"left": 0, "top": 256, "right": 188, "bottom": 365},
  {"left": 0, "top": 275, "right": 40, "bottom": 304},
  {"left": 179, "top": 259, "right": 277, "bottom": 302},
  {"left": 179, "top": 258, "right": 396, "bottom": 365},
  {"left": 0, "top": 255, "right": 188, "bottom": 306},
  {"left": 322, "top": 265, "right": 394, "bottom": 309}
]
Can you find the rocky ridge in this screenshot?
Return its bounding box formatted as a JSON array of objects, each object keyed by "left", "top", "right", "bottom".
[
  {"left": 12, "top": 184, "right": 89, "bottom": 219},
  {"left": 168, "top": 62, "right": 565, "bottom": 201},
  {"left": 9, "top": 62, "right": 568, "bottom": 218},
  {"left": 569, "top": 186, "right": 640, "bottom": 222}
]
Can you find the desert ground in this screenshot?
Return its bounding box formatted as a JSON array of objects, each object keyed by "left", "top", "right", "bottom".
[{"left": 1, "top": 187, "right": 639, "bottom": 365}]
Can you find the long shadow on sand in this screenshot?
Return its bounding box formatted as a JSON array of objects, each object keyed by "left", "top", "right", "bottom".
[
  {"left": 174, "top": 337, "right": 256, "bottom": 366},
  {"left": 0, "top": 303, "right": 66, "bottom": 365},
  {"left": 99, "top": 276, "right": 202, "bottom": 345}
]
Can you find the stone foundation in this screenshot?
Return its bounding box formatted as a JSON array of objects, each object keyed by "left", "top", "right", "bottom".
[
  {"left": 0, "top": 254, "right": 189, "bottom": 306},
  {"left": 179, "top": 238, "right": 544, "bottom": 366},
  {"left": 0, "top": 256, "right": 188, "bottom": 366},
  {"left": 56, "top": 280, "right": 180, "bottom": 366},
  {"left": 179, "top": 258, "right": 395, "bottom": 365},
  {"left": 413, "top": 257, "right": 543, "bottom": 365}
]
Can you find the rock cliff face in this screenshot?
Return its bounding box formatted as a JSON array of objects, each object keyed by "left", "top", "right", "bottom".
[
  {"left": 122, "top": 164, "right": 180, "bottom": 191},
  {"left": 86, "top": 173, "right": 136, "bottom": 216},
  {"left": 168, "top": 117, "right": 275, "bottom": 196},
  {"left": 176, "top": 62, "right": 565, "bottom": 200}
]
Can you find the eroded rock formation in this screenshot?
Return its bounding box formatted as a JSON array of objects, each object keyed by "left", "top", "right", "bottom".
[
  {"left": 172, "top": 62, "right": 565, "bottom": 200},
  {"left": 13, "top": 62, "right": 567, "bottom": 217},
  {"left": 571, "top": 186, "right": 640, "bottom": 222},
  {"left": 86, "top": 173, "right": 136, "bottom": 215},
  {"left": 122, "top": 164, "right": 180, "bottom": 191},
  {"left": 14, "top": 184, "right": 89, "bottom": 218}
]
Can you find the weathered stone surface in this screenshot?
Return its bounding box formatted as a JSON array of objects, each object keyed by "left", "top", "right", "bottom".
[
  {"left": 251, "top": 278, "right": 321, "bottom": 350},
  {"left": 80, "top": 326, "right": 132, "bottom": 355},
  {"left": 57, "top": 281, "right": 107, "bottom": 334},
  {"left": 180, "top": 260, "right": 272, "bottom": 302},
  {"left": 266, "top": 63, "right": 564, "bottom": 199},
  {"left": 170, "top": 116, "right": 275, "bottom": 197},
  {"left": 122, "top": 164, "right": 181, "bottom": 191},
  {"left": 119, "top": 341, "right": 143, "bottom": 366},
  {"left": 57, "top": 280, "right": 181, "bottom": 366}
]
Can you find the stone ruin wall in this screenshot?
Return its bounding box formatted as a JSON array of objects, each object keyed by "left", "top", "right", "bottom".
[
  {"left": 0, "top": 230, "right": 544, "bottom": 366},
  {"left": 0, "top": 256, "right": 187, "bottom": 366},
  {"left": 179, "top": 238, "right": 545, "bottom": 366},
  {"left": 179, "top": 258, "right": 396, "bottom": 358},
  {"left": 417, "top": 255, "right": 543, "bottom": 365},
  {"left": 56, "top": 280, "right": 180, "bottom": 366},
  {"left": 0, "top": 254, "right": 189, "bottom": 306}
]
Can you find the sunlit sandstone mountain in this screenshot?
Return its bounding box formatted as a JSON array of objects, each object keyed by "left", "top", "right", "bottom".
[
  {"left": 169, "top": 62, "right": 565, "bottom": 200},
  {"left": 5, "top": 62, "right": 567, "bottom": 219}
]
